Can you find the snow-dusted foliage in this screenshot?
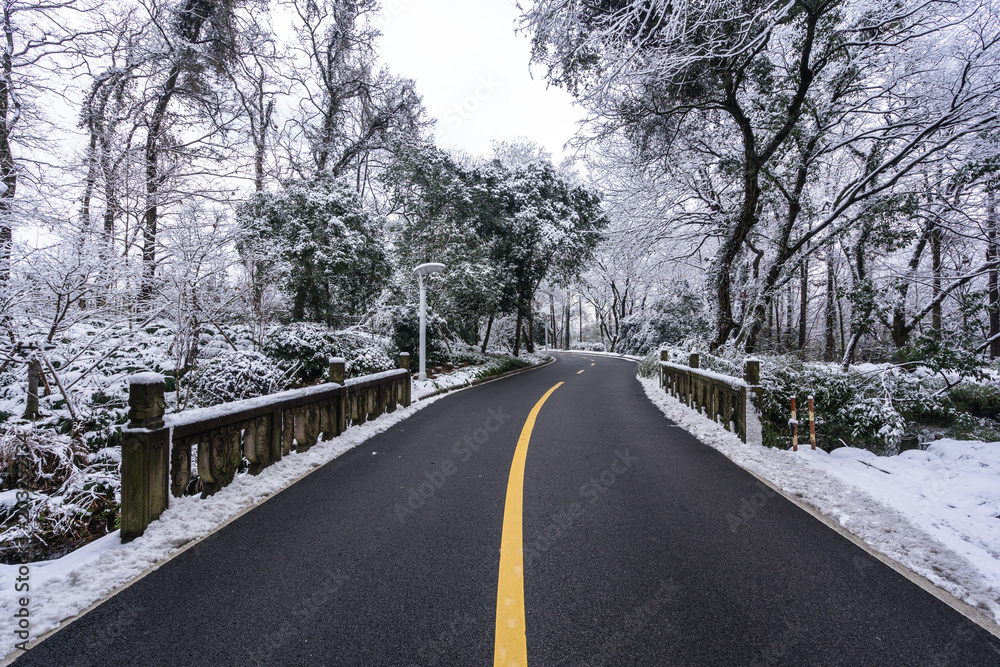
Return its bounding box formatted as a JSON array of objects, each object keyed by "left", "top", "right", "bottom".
[
  {"left": 616, "top": 289, "right": 712, "bottom": 355},
  {"left": 186, "top": 351, "right": 289, "bottom": 407},
  {"left": 524, "top": 0, "right": 1000, "bottom": 360},
  {"left": 668, "top": 347, "right": 1000, "bottom": 454},
  {"left": 262, "top": 322, "right": 378, "bottom": 383},
  {"left": 345, "top": 346, "right": 394, "bottom": 378},
  {"left": 0, "top": 425, "right": 118, "bottom": 562},
  {"left": 236, "top": 174, "right": 391, "bottom": 325}
]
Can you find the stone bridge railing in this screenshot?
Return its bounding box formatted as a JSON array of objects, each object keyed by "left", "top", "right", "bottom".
[
  {"left": 120, "top": 354, "right": 412, "bottom": 542},
  {"left": 659, "top": 351, "right": 762, "bottom": 443}
]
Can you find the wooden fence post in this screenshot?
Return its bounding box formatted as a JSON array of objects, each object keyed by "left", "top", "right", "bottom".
[{"left": 121, "top": 373, "right": 170, "bottom": 542}]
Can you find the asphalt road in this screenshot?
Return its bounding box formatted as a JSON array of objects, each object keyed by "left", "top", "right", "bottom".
[{"left": 14, "top": 353, "right": 1000, "bottom": 665}]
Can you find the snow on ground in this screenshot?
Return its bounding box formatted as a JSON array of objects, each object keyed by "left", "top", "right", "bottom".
[
  {"left": 638, "top": 376, "right": 1000, "bottom": 625},
  {"left": 411, "top": 352, "right": 549, "bottom": 400},
  {"left": 0, "top": 394, "right": 446, "bottom": 659},
  {"left": 559, "top": 349, "right": 645, "bottom": 362}
]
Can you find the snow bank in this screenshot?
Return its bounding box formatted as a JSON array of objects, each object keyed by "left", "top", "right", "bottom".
[
  {"left": 639, "top": 376, "right": 1000, "bottom": 624},
  {"left": 0, "top": 394, "right": 445, "bottom": 659},
  {"left": 411, "top": 352, "right": 549, "bottom": 401}
]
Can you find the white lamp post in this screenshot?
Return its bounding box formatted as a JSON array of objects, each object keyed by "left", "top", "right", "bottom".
[{"left": 413, "top": 262, "right": 446, "bottom": 381}]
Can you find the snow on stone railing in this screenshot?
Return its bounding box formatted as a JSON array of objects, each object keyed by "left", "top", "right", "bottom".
[
  {"left": 120, "top": 353, "right": 413, "bottom": 542},
  {"left": 658, "top": 351, "right": 763, "bottom": 443}
]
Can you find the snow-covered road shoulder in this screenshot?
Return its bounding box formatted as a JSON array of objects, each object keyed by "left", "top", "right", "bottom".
[
  {"left": 0, "top": 394, "right": 446, "bottom": 661},
  {"left": 638, "top": 375, "right": 1000, "bottom": 628}
]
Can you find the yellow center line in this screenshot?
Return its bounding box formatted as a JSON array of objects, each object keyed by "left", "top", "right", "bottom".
[
  {"left": 494, "top": 382, "right": 562, "bottom": 667},
  {"left": 577, "top": 370, "right": 585, "bottom": 374},
  {"left": 590, "top": 363, "right": 595, "bottom": 366}
]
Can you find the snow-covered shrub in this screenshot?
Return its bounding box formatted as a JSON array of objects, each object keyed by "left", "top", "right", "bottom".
[
  {"left": 450, "top": 341, "right": 488, "bottom": 366},
  {"left": 387, "top": 304, "right": 448, "bottom": 367},
  {"left": 474, "top": 355, "right": 530, "bottom": 380},
  {"left": 0, "top": 423, "right": 85, "bottom": 492},
  {"left": 346, "top": 346, "right": 394, "bottom": 378},
  {"left": 570, "top": 341, "right": 605, "bottom": 352},
  {"left": 262, "top": 322, "right": 373, "bottom": 383},
  {"left": 187, "top": 350, "right": 288, "bottom": 407},
  {"left": 617, "top": 290, "right": 712, "bottom": 355},
  {"left": 636, "top": 351, "right": 659, "bottom": 378},
  {"left": 0, "top": 425, "right": 118, "bottom": 562}
]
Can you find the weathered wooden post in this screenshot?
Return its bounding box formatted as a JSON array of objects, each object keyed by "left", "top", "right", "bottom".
[
  {"left": 688, "top": 352, "right": 700, "bottom": 369},
  {"left": 743, "top": 359, "right": 763, "bottom": 444},
  {"left": 121, "top": 372, "right": 170, "bottom": 542},
  {"left": 22, "top": 357, "right": 41, "bottom": 421},
  {"left": 399, "top": 353, "right": 411, "bottom": 406}
]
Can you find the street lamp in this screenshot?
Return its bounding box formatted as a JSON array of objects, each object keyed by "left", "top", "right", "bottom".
[{"left": 413, "top": 262, "right": 446, "bottom": 381}]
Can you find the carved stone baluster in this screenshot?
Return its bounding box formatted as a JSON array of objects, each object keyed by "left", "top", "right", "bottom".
[
  {"left": 282, "top": 408, "right": 294, "bottom": 455},
  {"left": 244, "top": 415, "right": 272, "bottom": 474},
  {"left": 170, "top": 438, "right": 193, "bottom": 497},
  {"left": 200, "top": 425, "right": 241, "bottom": 497}
]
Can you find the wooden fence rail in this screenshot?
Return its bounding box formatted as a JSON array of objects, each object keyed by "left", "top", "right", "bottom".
[
  {"left": 120, "top": 353, "right": 412, "bottom": 542},
  {"left": 658, "top": 351, "right": 762, "bottom": 443}
]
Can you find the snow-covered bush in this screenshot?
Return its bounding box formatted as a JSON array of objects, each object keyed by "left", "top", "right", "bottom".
[
  {"left": 262, "top": 322, "right": 372, "bottom": 383},
  {"left": 655, "top": 347, "right": 997, "bottom": 454},
  {"left": 474, "top": 355, "right": 530, "bottom": 380},
  {"left": 450, "top": 341, "right": 488, "bottom": 366},
  {"left": 570, "top": 341, "right": 605, "bottom": 352},
  {"left": 617, "top": 291, "right": 712, "bottom": 355},
  {"left": 0, "top": 423, "right": 85, "bottom": 492},
  {"left": 187, "top": 350, "right": 288, "bottom": 407},
  {"left": 346, "top": 346, "right": 394, "bottom": 378},
  {"left": 0, "top": 425, "right": 118, "bottom": 562},
  {"left": 387, "top": 304, "right": 448, "bottom": 367},
  {"left": 636, "top": 351, "right": 659, "bottom": 378}
]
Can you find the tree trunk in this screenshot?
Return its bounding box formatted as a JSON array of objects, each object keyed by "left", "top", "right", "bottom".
[
  {"left": 931, "top": 222, "right": 943, "bottom": 332},
  {"left": 513, "top": 310, "right": 523, "bottom": 357},
  {"left": 549, "top": 293, "right": 557, "bottom": 351},
  {"left": 564, "top": 298, "right": 571, "bottom": 349},
  {"left": 526, "top": 310, "right": 535, "bottom": 354},
  {"left": 481, "top": 312, "right": 494, "bottom": 354},
  {"left": 22, "top": 358, "right": 41, "bottom": 420},
  {"left": 988, "top": 190, "right": 999, "bottom": 358},
  {"left": 785, "top": 283, "right": 794, "bottom": 349},
  {"left": 797, "top": 258, "right": 808, "bottom": 350},
  {"left": 0, "top": 7, "right": 18, "bottom": 287},
  {"left": 824, "top": 251, "right": 837, "bottom": 362}
]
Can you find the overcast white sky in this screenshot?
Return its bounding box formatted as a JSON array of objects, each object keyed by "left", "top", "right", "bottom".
[{"left": 375, "top": 0, "right": 583, "bottom": 161}]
